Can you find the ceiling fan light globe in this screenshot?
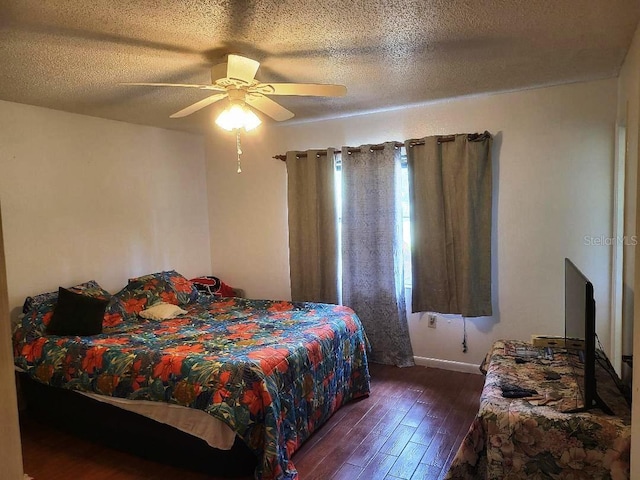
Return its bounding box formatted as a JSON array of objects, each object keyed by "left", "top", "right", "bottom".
[
  {"left": 215, "top": 104, "right": 261, "bottom": 132},
  {"left": 242, "top": 109, "right": 261, "bottom": 131},
  {"left": 215, "top": 104, "right": 244, "bottom": 131}
]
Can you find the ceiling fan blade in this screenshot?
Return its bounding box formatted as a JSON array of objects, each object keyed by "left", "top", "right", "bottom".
[
  {"left": 121, "top": 82, "right": 225, "bottom": 91},
  {"left": 169, "top": 93, "right": 228, "bottom": 118},
  {"left": 256, "top": 83, "right": 347, "bottom": 97},
  {"left": 245, "top": 94, "right": 294, "bottom": 121},
  {"left": 226, "top": 54, "right": 260, "bottom": 84}
]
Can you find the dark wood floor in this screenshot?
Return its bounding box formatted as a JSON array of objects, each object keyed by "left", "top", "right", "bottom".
[{"left": 21, "top": 364, "right": 484, "bottom": 480}]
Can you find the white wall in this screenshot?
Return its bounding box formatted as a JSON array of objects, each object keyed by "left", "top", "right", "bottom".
[
  {"left": 205, "top": 130, "right": 291, "bottom": 300},
  {"left": 620, "top": 19, "right": 640, "bottom": 383},
  {"left": 206, "top": 79, "right": 617, "bottom": 367},
  {"left": 0, "top": 203, "right": 23, "bottom": 479},
  {"left": 0, "top": 100, "right": 211, "bottom": 319},
  {"left": 621, "top": 21, "right": 640, "bottom": 480}
]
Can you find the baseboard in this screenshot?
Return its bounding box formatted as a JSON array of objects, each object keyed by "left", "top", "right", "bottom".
[{"left": 413, "top": 356, "right": 482, "bottom": 375}]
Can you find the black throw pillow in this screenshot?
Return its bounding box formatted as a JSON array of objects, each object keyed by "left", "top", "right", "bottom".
[{"left": 46, "top": 287, "right": 108, "bottom": 336}]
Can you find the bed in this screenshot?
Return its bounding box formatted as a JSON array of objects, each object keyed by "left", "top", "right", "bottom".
[{"left": 13, "top": 272, "right": 371, "bottom": 480}]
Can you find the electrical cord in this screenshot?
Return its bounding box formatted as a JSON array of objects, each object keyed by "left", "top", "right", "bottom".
[{"left": 462, "top": 317, "right": 468, "bottom": 353}]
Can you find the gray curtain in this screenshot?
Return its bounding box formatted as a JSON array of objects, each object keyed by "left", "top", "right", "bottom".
[
  {"left": 341, "top": 143, "right": 414, "bottom": 366},
  {"left": 286, "top": 149, "right": 338, "bottom": 303},
  {"left": 405, "top": 132, "right": 492, "bottom": 317}
]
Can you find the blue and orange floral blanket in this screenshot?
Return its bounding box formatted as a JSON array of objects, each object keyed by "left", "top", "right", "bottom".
[{"left": 14, "top": 295, "right": 371, "bottom": 480}]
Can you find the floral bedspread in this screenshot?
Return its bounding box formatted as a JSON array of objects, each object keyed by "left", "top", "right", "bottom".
[
  {"left": 445, "top": 340, "right": 630, "bottom": 480},
  {"left": 13, "top": 296, "right": 371, "bottom": 480}
]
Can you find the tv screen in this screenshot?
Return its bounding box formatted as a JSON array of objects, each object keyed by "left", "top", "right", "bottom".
[
  {"left": 564, "top": 258, "right": 612, "bottom": 414},
  {"left": 564, "top": 258, "right": 588, "bottom": 350}
]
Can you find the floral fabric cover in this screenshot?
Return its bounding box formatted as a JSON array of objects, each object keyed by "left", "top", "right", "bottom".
[
  {"left": 125, "top": 270, "right": 200, "bottom": 307},
  {"left": 445, "top": 340, "right": 631, "bottom": 480},
  {"left": 14, "top": 294, "right": 371, "bottom": 480},
  {"left": 21, "top": 280, "right": 111, "bottom": 314},
  {"left": 20, "top": 280, "right": 125, "bottom": 336}
]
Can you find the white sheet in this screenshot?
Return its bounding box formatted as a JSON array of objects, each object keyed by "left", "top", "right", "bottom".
[
  {"left": 16, "top": 365, "right": 237, "bottom": 450},
  {"left": 80, "top": 392, "right": 237, "bottom": 450}
]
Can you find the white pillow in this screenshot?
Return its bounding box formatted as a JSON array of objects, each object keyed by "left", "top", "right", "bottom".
[{"left": 139, "top": 302, "right": 188, "bottom": 320}]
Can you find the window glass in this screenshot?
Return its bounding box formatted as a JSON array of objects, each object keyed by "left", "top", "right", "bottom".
[{"left": 400, "top": 156, "right": 412, "bottom": 287}]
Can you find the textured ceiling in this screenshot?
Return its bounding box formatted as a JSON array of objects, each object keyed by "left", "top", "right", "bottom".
[{"left": 1, "top": 1, "right": 639, "bottom": 134}]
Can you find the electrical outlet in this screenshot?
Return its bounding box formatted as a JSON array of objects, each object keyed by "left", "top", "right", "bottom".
[{"left": 427, "top": 314, "right": 437, "bottom": 328}]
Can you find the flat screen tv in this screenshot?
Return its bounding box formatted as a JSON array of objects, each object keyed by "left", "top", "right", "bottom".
[{"left": 564, "top": 258, "right": 612, "bottom": 414}]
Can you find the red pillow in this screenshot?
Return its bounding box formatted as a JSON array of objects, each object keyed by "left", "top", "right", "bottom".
[{"left": 190, "top": 276, "right": 236, "bottom": 297}]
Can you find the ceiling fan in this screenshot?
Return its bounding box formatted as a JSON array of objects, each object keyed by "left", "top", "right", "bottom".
[{"left": 122, "top": 54, "right": 347, "bottom": 126}]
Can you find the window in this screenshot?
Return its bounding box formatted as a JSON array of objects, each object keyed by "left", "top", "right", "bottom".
[
  {"left": 399, "top": 153, "right": 412, "bottom": 287},
  {"left": 334, "top": 150, "right": 412, "bottom": 288}
]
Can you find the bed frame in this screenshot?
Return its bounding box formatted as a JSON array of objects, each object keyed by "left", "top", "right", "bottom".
[{"left": 19, "top": 373, "right": 257, "bottom": 477}]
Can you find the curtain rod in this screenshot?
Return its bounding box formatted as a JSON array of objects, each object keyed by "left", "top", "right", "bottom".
[{"left": 272, "top": 133, "right": 488, "bottom": 161}]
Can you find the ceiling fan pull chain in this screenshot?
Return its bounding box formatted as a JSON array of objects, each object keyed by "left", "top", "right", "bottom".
[{"left": 236, "top": 130, "right": 243, "bottom": 174}]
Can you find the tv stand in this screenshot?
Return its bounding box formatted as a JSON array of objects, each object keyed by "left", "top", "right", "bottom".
[{"left": 446, "top": 340, "right": 631, "bottom": 480}]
